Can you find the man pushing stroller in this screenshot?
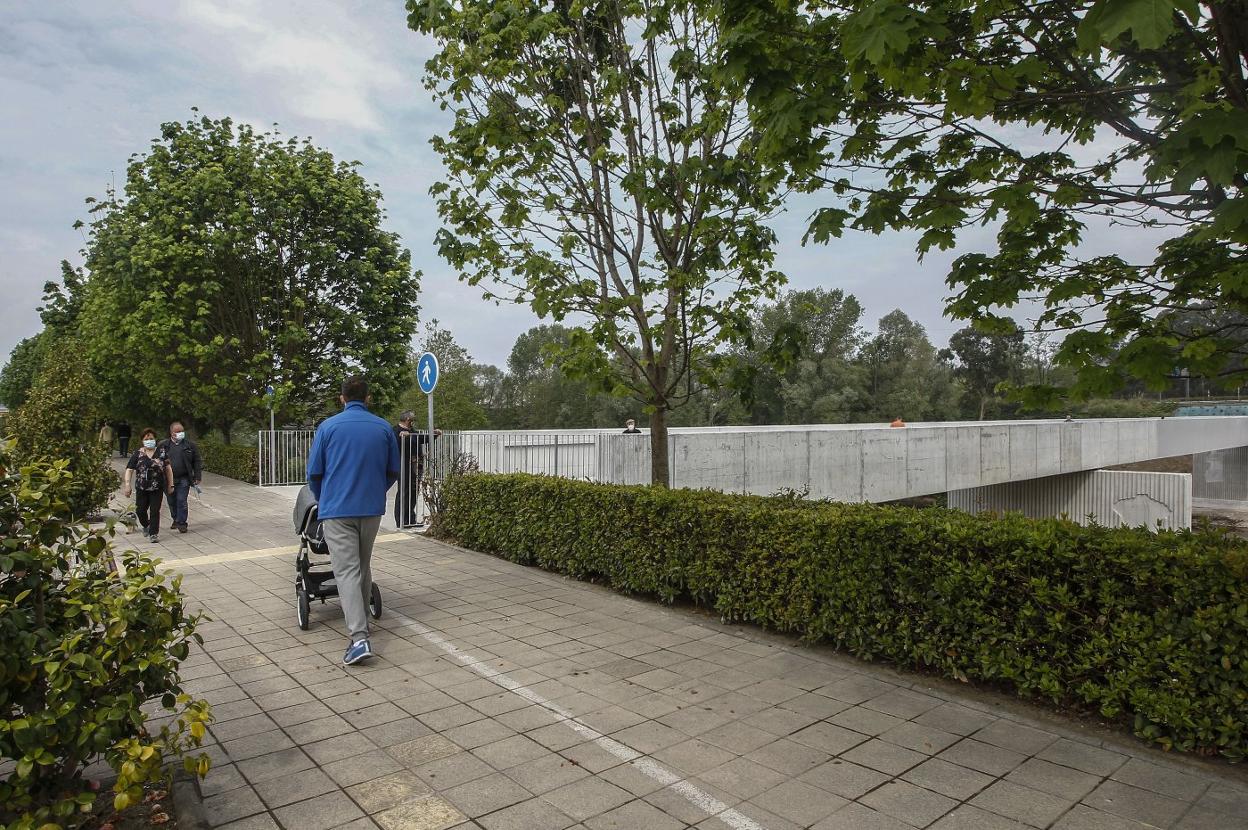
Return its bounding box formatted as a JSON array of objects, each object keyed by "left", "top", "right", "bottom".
[{"left": 306, "top": 376, "right": 400, "bottom": 666}]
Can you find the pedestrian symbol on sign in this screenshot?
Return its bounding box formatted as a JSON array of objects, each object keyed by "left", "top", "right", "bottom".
[{"left": 417, "top": 352, "right": 439, "bottom": 394}]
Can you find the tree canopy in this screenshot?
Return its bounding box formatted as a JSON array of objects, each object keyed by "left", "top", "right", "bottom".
[
  {"left": 408, "top": 0, "right": 790, "bottom": 484},
  {"left": 75, "top": 114, "right": 419, "bottom": 439},
  {"left": 717, "top": 0, "right": 1248, "bottom": 404}
]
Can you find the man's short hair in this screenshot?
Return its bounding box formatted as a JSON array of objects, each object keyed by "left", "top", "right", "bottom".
[
  {"left": 341, "top": 375, "right": 369, "bottom": 402},
  {"left": 169, "top": 420, "right": 183, "bottom": 431},
  {"left": 399, "top": 410, "right": 415, "bottom": 423}
]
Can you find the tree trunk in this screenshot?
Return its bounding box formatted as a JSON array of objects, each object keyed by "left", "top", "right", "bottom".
[
  {"left": 650, "top": 407, "right": 670, "bottom": 487},
  {"left": 978, "top": 396, "right": 988, "bottom": 421}
]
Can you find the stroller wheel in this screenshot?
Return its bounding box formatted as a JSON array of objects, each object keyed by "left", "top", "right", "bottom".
[
  {"left": 370, "top": 583, "right": 382, "bottom": 619},
  {"left": 297, "top": 584, "right": 311, "bottom": 631}
]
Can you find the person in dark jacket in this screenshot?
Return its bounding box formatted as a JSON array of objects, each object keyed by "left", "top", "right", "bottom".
[
  {"left": 158, "top": 420, "right": 203, "bottom": 533},
  {"left": 115, "top": 421, "right": 132, "bottom": 457}
]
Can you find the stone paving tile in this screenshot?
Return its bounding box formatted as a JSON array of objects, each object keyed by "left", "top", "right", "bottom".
[
  {"left": 583, "top": 799, "right": 686, "bottom": 830},
  {"left": 864, "top": 779, "right": 960, "bottom": 826},
  {"left": 323, "top": 749, "right": 406, "bottom": 787},
  {"left": 813, "top": 801, "right": 913, "bottom": 830},
  {"left": 442, "top": 771, "right": 532, "bottom": 817},
  {"left": 1082, "top": 779, "right": 1190, "bottom": 828},
  {"left": 202, "top": 786, "right": 266, "bottom": 827},
  {"left": 1037, "top": 739, "right": 1129, "bottom": 778},
  {"left": 902, "top": 757, "right": 995, "bottom": 802},
  {"left": 372, "top": 795, "right": 465, "bottom": 830},
  {"left": 971, "top": 780, "right": 1074, "bottom": 828},
  {"left": 1005, "top": 757, "right": 1102, "bottom": 801},
  {"left": 930, "top": 804, "right": 1030, "bottom": 829},
  {"left": 253, "top": 766, "right": 338, "bottom": 809},
  {"left": 346, "top": 770, "right": 434, "bottom": 814},
  {"left": 235, "top": 747, "right": 316, "bottom": 784},
  {"left": 842, "top": 738, "right": 929, "bottom": 776},
  {"left": 752, "top": 779, "right": 848, "bottom": 826},
  {"left": 540, "top": 776, "right": 634, "bottom": 822},
  {"left": 476, "top": 797, "right": 575, "bottom": 830},
  {"left": 939, "top": 739, "right": 1028, "bottom": 777}
]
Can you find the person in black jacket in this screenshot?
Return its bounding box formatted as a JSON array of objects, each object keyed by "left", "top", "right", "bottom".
[
  {"left": 115, "top": 421, "right": 132, "bottom": 457},
  {"left": 158, "top": 420, "right": 203, "bottom": 533}
]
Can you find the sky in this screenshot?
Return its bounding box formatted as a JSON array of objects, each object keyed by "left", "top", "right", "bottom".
[{"left": 0, "top": 1, "right": 1157, "bottom": 371}]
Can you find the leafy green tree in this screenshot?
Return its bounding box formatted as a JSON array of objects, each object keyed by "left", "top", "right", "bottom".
[
  {"left": 398, "top": 321, "right": 489, "bottom": 430},
  {"left": 7, "top": 338, "right": 118, "bottom": 518},
  {"left": 942, "top": 325, "right": 1029, "bottom": 419},
  {"left": 0, "top": 335, "right": 48, "bottom": 410},
  {"left": 739, "top": 288, "right": 865, "bottom": 424},
  {"left": 0, "top": 262, "right": 87, "bottom": 411},
  {"left": 76, "top": 114, "right": 419, "bottom": 441},
  {"left": 717, "top": 0, "right": 1248, "bottom": 404},
  {"left": 856, "top": 310, "right": 960, "bottom": 422},
  {"left": 408, "top": 0, "right": 790, "bottom": 485}
]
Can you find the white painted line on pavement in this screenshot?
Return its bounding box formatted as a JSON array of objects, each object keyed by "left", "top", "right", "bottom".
[{"left": 386, "top": 609, "right": 766, "bottom": 830}]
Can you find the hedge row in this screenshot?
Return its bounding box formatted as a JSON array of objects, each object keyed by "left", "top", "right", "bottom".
[
  {"left": 197, "top": 439, "right": 258, "bottom": 485},
  {"left": 435, "top": 473, "right": 1248, "bottom": 758}
]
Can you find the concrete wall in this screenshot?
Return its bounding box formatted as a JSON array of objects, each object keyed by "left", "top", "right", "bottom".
[
  {"left": 1193, "top": 447, "right": 1248, "bottom": 503},
  {"left": 947, "top": 470, "right": 1193, "bottom": 531},
  {"left": 419, "top": 417, "right": 1248, "bottom": 504}
]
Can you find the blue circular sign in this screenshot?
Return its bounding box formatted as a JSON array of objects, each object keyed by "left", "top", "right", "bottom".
[{"left": 417, "top": 352, "right": 439, "bottom": 394}]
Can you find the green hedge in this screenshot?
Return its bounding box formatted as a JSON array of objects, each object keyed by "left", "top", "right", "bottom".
[
  {"left": 436, "top": 474, "right": 1248, "bottom": 758},
  {"left": 198, "top": 439, "right": 258, "bottom": 484}
]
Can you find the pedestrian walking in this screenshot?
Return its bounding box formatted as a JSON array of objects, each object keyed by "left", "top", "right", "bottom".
[
  {"left": 98, "top": 421, "right": 114, "bottom": 453},
  {"left": 622, "top": 418, "right": 641, "bottom": 434},
  {"left": 158, "top": 421, "right": 202, "bottom": 533},
  {"left": 123, "top": 428, "right": 173, "bottom": 543},
  {"left": 307, "top": 376, "right": 400, "bottom": 665},
  {"left": 116, "top": 421, "right": 132, "bottom": 457},
  {"left": 393, "top": 411, "right": 420, "bottom": 527}
]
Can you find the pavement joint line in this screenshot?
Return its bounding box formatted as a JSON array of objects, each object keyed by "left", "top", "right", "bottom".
[
  {"left": 152, "top": 533, "right": 409, "bottom": 569},
  {"left": 387, "top": 608, "right": 767, "bottom": 830}
]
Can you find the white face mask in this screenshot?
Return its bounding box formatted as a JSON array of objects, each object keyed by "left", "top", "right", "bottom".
[
  {"left": 143, "top": 439, "right": 156, "bottom": 449},
  {"left": 174, "top": 431, "right": 185, "bottom": 441}
]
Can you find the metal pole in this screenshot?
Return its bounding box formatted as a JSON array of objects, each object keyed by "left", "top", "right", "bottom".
[{"left": 268, "top": 406, "right": 276, "bottom": 486}]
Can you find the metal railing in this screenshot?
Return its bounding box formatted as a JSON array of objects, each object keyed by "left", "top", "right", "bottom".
[{"left": 257, "top": 430, "right": 315, "bottom": 486}]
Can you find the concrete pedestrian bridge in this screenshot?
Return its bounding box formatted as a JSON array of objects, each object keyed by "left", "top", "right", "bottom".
[{"left": 442, "top": 417, "right": 1248, "bottom": 530}]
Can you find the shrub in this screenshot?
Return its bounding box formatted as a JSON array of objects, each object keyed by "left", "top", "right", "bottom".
[
  {"left": 5, "top": 339, "right": 118, "bottom": 518},
  {"left": 436, "top": 473, "right": 1248, "bottom": 759},
  {"left": 0, "top": 441, "right": 212, "bottom": 829},
  {"left": 198, "top": 439, "right": 258, "bottom": 484}
]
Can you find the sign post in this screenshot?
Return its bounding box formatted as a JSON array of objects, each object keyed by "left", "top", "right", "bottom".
[
  {"left": 416, "top": 353, "right": 439, "bottom": 525},
  {"left": 265, "top": 385, "right": 276, "bottom": 485}
]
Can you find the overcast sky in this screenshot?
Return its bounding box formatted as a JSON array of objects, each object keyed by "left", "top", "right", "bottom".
[{"left": 0, "top": 1, "right": 1153, "bottom": 371}]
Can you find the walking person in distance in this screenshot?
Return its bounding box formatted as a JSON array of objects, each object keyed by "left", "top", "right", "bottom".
[
  {"left": 622, "top": 418, "right": 642, "bottom": 434},
  {"left": 123, "top": 428, "right": 173, "bottom": 543},
  {"left": 393, "top": 411, "right": 420, "bottom": 528},
  {"left": 115, "top": 421, "right": 132, "bottom": 457},
  {"left": 307, "top": 376, "right": 400, "bottom": 665},
  {"left": 159, "top": 421, "right": 202, "bottom": 534}
]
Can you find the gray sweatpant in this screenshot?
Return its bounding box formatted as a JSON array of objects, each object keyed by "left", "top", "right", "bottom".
[{"left": 321, "top": 516, "right": 382, "bottom": 643}]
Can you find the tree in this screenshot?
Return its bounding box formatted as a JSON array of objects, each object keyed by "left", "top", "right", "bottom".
[
  {"left": 76, "top": 114, "right": 419, "bottom": 441},
  {"left": 856, "top": 310, "right": 960, "bottom": 422},
  {"left": 717, "top": 0, "right": 1248, "bottom": 404},
  {"left": 0, "top": 335, "right": 48, "bottom": 410},
  {"left": 408, "top": 0, "right": 790, "bottom": 485},
  {"left": 739, "top": 288, "right": 865, "bottom": 424},
  {"left": 6, "top": 338, "right": 118, "bottom": 518},
  {"left": 399, "top": 321, "right": 489, "bottom": 430},
  {"left": 501, "top": 325, "right": 600, "bottom": 429},
  {"left": 943, "top": 325, "right": 1029, "bottom": 419},
  {"left": 0, "top": 261, "right": 87, "bottom": 411}
]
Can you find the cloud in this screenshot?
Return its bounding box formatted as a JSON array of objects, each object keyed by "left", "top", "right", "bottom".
[{"left": 179, "top": 0, "right": 407, "bottom": 130}]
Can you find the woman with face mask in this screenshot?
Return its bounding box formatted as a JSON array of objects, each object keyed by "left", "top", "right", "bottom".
[{"left": 123, "top": 428, "right": 175, "bottom": 542}]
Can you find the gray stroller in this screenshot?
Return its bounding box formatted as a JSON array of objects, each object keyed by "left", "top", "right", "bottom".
[{"left": 292, "top": 486, "right": 382, "bottom": 630}]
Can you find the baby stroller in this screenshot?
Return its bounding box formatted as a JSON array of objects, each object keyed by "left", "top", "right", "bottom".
[{"left": 292, "top": 486, "right": 382, "bottom": 631}]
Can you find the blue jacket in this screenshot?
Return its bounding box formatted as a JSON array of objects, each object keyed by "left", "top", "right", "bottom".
[{"left": 307, "top": 401, "right": 400, "bottom": 519}]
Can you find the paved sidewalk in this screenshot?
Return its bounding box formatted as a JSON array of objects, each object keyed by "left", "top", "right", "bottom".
[{"left": 131, "top": 471, "right": 1248, "bottom": 830}]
